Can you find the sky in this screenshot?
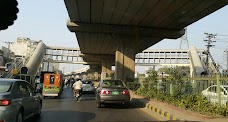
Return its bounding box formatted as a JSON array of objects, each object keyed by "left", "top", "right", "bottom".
[{"left": 0, "top": 0, "right": 228, "bottom": 73}]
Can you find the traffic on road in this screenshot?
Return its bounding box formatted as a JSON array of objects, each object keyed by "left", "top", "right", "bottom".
[{"left": 23, "top": 86, "right": 157, "bottom": 122}]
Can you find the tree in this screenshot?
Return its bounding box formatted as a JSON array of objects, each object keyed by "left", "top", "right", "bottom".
[
  {"left": 145, "top": 68, "right": 158, "bottom": 89},
  {"left": 158, "top": 66, "right": 190, "bottom": 77}
]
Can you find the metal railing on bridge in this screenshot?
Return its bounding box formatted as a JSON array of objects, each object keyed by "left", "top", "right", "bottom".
[
  {"left": 29, "top": 46, "right": 218, "bottom": 76},
  {"left": 45, "top": 46, "right": 84, "bottom": 64},
  {"left": 135, "top": 49, "right": 194, "bottom": 66},
  {"left": 45, "top": 46, "right": 206, "bottom": 66}
]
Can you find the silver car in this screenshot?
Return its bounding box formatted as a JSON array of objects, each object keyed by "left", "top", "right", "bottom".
[
  {"left": 96, "top": 80, "right": 130, "bottom": 108},
  {"left": 82, "top": 80, "right": 95, "bottom": 93},
  {"left": 0, "top": 78, "right": 42, "bottom": 122}
]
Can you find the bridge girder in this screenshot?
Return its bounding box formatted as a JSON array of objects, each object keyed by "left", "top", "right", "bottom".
[
  {"left": 79, "top": 53, "right": 115, "bottom": 59},
  {"left": 67, "top": 21, "right": 185, "bottom": 39}
]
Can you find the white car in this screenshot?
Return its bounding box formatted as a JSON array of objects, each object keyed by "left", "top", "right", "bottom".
[
  {"left": 202, "top": 85, "right": 228, "bottom": 106},
  {"left": 82, "top": 80, "right": 95, "bottom": 93}
]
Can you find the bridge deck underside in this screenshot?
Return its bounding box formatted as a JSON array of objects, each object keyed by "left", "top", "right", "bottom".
[{"left": 64, "top": 0, "right": 227, "bottom": 58}]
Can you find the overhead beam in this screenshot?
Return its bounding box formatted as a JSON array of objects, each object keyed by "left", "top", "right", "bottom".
[
  {"left": 43, "top": 60, "right": 100, "bottom": 65},
  {"left": 67, "top": 21, "right": 185, "bottom": 39},
  {"left": 79, "top": 53, "right": 115, "bottom": 59},
  {"left": 46, "top": 46, "right": 80, "bottom": 50}
]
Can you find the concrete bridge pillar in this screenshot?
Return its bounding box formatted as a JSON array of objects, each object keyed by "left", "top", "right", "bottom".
[
  {"left": 89, "top": 64, "right": 102, "bottom": 80},
  {"left": 114, "top": 35, "right": 136, "bottom": 81},
  {"left": 101, "top": 59, "right": 112, "bottom": 78}
]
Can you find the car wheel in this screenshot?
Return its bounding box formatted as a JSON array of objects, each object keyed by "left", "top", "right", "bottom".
[
  {"left": 16, "top": 110, "right": 23, "bottom": 122},
  {"left": 35, "top": 103, "right": 42, "bottom": 118}
]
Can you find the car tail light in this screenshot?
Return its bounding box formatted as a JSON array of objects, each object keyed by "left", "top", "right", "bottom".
[
  {"left": 122, "top": 90, "right": 130, "bottom": 95},
  {"left": 100, "top": 90, "right": 111, "bottom": 95},
  {"left": 0, "top": 100, "right": 11, "bottom": 106},
  {"left": 0, "top": 119, "right": 4, "bottom": 122}
]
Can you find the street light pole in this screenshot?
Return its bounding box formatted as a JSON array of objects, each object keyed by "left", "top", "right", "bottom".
[{"left": 225, "top": 48, "right": 228, "bottom": 70}]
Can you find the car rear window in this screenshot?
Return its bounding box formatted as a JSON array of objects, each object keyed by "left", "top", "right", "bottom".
[
  {"left": 102, "top": 80, "right": 124, "bottom": 88},
  {"left": 0, "top": 82, "right": 12, "bottom": 93},
  {"left": 82, "top": 81, "right": 92, "bottom": 84}
]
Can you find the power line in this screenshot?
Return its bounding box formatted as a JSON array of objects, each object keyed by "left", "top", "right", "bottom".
[
  {"left": 204, "top": 33, "right": 217, "bottom": 70},
  {"left": 179, "top": 28, "right": 189, "bottom": 49},
  {"left": 224, "top": 48, "right": 228, "bottom": 70}
]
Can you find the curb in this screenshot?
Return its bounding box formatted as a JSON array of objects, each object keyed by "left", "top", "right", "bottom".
[{"left": 131, "top": 98, "right": 186, "bottom": 121}]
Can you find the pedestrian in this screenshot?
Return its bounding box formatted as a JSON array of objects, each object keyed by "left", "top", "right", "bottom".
[
  {"left": 67, "top": 79, "right": 70, "bottom": 87},
  {"left": 72, "top": 78, "right": 83, "bottom": 102},
  {"left": 70, "top": 78, "right": 75, "bottom": 88},
  {"left": 36, "top": 83, "right": 42, "bottom": 93},
  {"left": 64, "top": 78, "right": 68, "bottom": 87}
]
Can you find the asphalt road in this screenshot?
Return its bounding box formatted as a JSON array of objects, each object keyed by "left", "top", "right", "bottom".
[{"left": 25, "top": 87, "right": 158, "bottom": 122}]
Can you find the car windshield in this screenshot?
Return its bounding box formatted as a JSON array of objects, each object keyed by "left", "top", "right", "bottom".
[
  {"left": 0, "top": 82, "right": 12, "bottom": 93},
  {"left": 102, "top": 80, "right": 124, "bottom": 88},
  {"left": 82, "top": 81, "right": 92, "bottom": 84}
]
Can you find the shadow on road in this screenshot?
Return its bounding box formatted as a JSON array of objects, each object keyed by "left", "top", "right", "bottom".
[
  {"left": 130, "top": 98, "right": 149, "bottom": 108},
  {"left": 25, "top": 110, "right": 96, "bottom": 122},
  {"left": 97, "top": 98, "right": 148, "bottom": 109}
]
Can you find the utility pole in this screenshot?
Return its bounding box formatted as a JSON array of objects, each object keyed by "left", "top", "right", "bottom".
[
  {"left": 179, "top": 27, "right": 189, "bottom": 49},
  {"left": 177, "top": 28, "right": 189, "bottom": 64},
  {"left": 225, "top": 48, "right": 228, "bottom": 70},
  {"left": 204, "top": 33, "right": 217, "bottom": 69}
]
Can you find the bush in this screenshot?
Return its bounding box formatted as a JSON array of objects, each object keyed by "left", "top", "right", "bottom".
[
  {"left": 126, "top": 82, "right": 141, "bottom": 91},
  {"left": 135, "top": 86, "right": 228, "bottom": 116},
  {"left": 137, "top": 67, "right": 228, "bottom": 116}
]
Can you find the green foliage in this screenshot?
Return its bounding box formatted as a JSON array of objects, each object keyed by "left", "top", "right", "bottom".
[
  {"left": 138, "top": 67, "right": 228, "bottom": 116},
  {"left": 125, "top": 82, "right": 141, "bottom": 91},
  {"left": 135, "top": 86, "right": 148, "bottom": 95},
  {"left": 136, "top": 86, "right": 228, "bottom": 116},
  {"left": 158, "top": 66, "right": 190, "bottom": 77},
  {"left": 145, "top": 69, "right": 158, "bottom": 89}
]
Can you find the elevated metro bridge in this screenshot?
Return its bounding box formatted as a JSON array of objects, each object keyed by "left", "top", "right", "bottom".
[
  {"left": 64, "top": 0, "right": 228, "bottom": 81},
  {"left": 3, "top": 0, "right": 227, "bottom": 83}
]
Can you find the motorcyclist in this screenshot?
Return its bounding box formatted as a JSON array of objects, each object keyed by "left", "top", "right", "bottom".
[{"left": 72, "top": 78, "right": 83, "bottom": 102}]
